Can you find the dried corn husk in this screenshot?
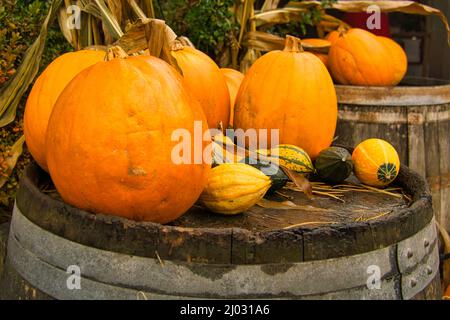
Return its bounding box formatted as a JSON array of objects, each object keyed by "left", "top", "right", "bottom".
[
  {"left": 0, "top": 0, "right": 62, "bottom": 128},
  {"left": 0, "top": 136, "right": 25, "bottom": 189}
]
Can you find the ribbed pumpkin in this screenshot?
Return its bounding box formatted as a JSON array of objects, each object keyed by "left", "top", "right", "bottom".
[
  {"left": 352, "top": 138, "right": 400, "bottom": 187},
  {"left": 171, "top": 42, "right": 230, "bottom": 129},
  {"left": 234, "top": 35, "right": 337, "bottom": 159},
  {"left": 315, "top": 146, "right": 353, "bottom": 184},
  {"left": 46, "top": 48, "right": 210, "bottom": 223},
  {"left": 377, "top": 36, "right": 408, "bottom": 85},
  {"left": 24, "top": 50, "right": 105, "bottom": 171},
  {"left": 301, "top": 38, "right": 331, "bottom": 67},
  {"left": 266, "top": 144, "right": 314, "bottom": 174},
  {"left": 220, "top": 68, "right": 244, "bottom": 127},
  {"left": 200, "top": 163, "right": 271, "bottom": 215},
  {"left": 328, "top": 28, "right": 407, "bottom": 86}
]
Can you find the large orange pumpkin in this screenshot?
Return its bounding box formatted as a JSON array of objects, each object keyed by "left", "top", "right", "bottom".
[
  {"left": 171, "top": 42, "right": 230, "bottom": 129},
  {"left": 234, "top": 36, "right": 337, "bottom": 159},
  {"left": 328, "top": 28, "right": 407, "bottom": 86},
  {"left": 46, "top": 49, "right": 210, "bottom": 223},
  {"left": 220, "top": 68, "right": 244, "bottom": 127},
  {"left": 24, "top": 50, "right": 105, "bottom": 171}
]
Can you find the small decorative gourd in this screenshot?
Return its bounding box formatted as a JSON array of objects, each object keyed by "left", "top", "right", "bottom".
[
  {"left": 352, "top": 139, "right": 400, "bottom": 187},
  {"left": 315, "top": 147, "right": 353, "bottom": 184},
  {"left": 200, "top": 163, "right": 271, "bottom": 215}
]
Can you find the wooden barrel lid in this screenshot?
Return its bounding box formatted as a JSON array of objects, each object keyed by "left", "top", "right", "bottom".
[
  {"left": 336, "top": 77, "right": 450, "bottom": 106},
  {"left": 16, "top": 162, "right": 433, "bottom": 264}
]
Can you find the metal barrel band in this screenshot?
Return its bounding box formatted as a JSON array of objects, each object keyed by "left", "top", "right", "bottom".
[{"left": 6, "top": 202, "right": 439, "bottom": 300}]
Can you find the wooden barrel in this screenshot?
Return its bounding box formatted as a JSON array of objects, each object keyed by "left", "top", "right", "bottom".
[
  {"left": 335, "top": 77, "right": 450, "bottom": 232},
  {"left": 0, "top": 163, "right": 442, "bottom": 300},
  {"left": 0, "top": 223, "right": 8, "bottom": 279}
]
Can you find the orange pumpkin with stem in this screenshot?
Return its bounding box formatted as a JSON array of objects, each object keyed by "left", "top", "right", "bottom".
[
  {"left": 328, "top": 28, "right": 407, "bottom": 86},
  {"left": 24, "top": 50, "right": 105, "bottom": 171},
  {"left": 171, "top": 41, "right": 230, "bottom": 129},
  {"left": 234, "top": 35, "right": 337, "bottom": 159},
  {"left": 46, "top": 47, "right": 210, "bottom": 223},
  {"left": 220, "top": 68, "right": 244, "bottom": 127}
]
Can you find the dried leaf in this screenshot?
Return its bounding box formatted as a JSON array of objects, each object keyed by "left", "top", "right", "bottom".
[
  {"left": 140, "top": 0, "right": 156, "bottom": 19},
  {"left": 283, "top": 221, "right": 338, "bottom": 229},
  {"left": 281, "top": 167, "right": 313, "bottom": 199},
  {"left": 127, "top": 0, "right": 147, "bottom": 20},
  {"left": 245, "top": 31, "right": 284, "bottom": 51},
  {"left": 261, "top": 0, "right": 282, "bottom": 12},
  {"left": 288, "top": 1, "right": 450, "bottom": 44},
  {"left": 240, "top": 48, "right": 260, "bottom": 74},
  {"left": 57, "top": 5, "right": 74, "bottom": 46},
  {"left": 114, "top": 19, "right": 177, "bottom": 56},
  {"left": 93, "top": 0, "right": 124, "bottom": 39},
  {"left": 257, "top": 198, "right": 331, "bottom": 212},
  {"left": 79, "top": 0, "right": 102, "bottom": 18},
  {"left": 0, "top": 0, "right": 62, "bottom": 128},
  {"left": 108, "top": 0, "right": 123, "bottom": 24},
  {"left": 253, "top": 7, "right": 309, "bottom": 27},
  {"left": 238, "top": 0, "right": 256, "bottom": 45},
  {"left": 0, "top": 135, "right": 25, "bottom": 189}
]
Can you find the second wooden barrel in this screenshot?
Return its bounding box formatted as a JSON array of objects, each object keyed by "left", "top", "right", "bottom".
[
  {"left": 335, "top": 77, "right": 450, "bottom": 232},
  {"left": 0, "top": 163, "right": 441, "bottom": 299}
]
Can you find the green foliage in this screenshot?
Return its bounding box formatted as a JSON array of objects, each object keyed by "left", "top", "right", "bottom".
[
  {"left": 0, "top": 0, "right": 72, "bottom": 86},
  {"left": 185, "top": 0, "right": 237, "bottom": 56},
  {"left": 269, "top": 0, "right": 336, "bottom": 37},
  {"left": 157, "top": 0, "right": 238, "bottom": 58}
]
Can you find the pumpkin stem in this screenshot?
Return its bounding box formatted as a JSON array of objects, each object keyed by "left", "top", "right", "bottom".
[
  {"left": 177, "top": 36, "right": 195, "bottom": 48},
  {"left": 337, "top": 24, "right": 348, "bottom": 37},
  {"left": 283, "top": 35, "right": 304, "bottom": 53},
  {"left": 170, "top": 39, "right": 185, "bottom": 52},
  {"left": 106, "top": 46, "right": 128, "bottom": 60}
]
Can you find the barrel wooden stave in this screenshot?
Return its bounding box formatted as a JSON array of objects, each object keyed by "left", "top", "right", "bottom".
[
  {"left": 336, "top": 79, "right": 450, "bottom": 232},
  {"left": 0, "top": 223, "right": 8, "bottom": 279},
  {"left": 0, "top": 163, "right": 442, "bottom": 300}
]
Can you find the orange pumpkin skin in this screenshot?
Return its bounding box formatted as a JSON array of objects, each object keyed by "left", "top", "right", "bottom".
[
  {"left": 352, "top": 138, "right": 400, "bottom": 187},
  {"left": 46, "top": 55, "right": 210, "bottom": 223},
  {"left": 234, "top": 36, "right": 337, "bottom": 159},
  {"left": 377, "top": 36, "right": 408, "bottom": 85},
  {"left": 328, "top": 28, "right": 407, "bottom": 86},
  {"left": 220, "top": 68, "right": 244, "bottom": 127},
  {"left": 302, "top": 38, "right": 331, "bottom": 67},
  {"left": 326, "top": 31, "right": 340, "bottom": 44},
  {"left": 24, "top": 50, "right": 105, "bottom": 171},
  {"left": 171, "top": 46, "right": 230, "bottom": 129}
]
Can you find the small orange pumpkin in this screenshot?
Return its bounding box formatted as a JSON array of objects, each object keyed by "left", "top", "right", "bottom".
[
  {"left": 220, "top": 68, "right": 244, "bottom": 127},
  {"left": 352, "top": 138, "right": 400, "bottom": 187},
  {"left": 24, "top": 50, "right": 105, "bottom": 171},
  {"left": 171, "top": 42, "right": 230, "bottom": 129},
  {"left": 328, "top": 28, "right": 407, "bottom": 86},
  {"left": 46, "top": 48, "right": 210, "bottom": 223},
  {"left": 234, "top": 36, "right": 337, "bottom": 159}
]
